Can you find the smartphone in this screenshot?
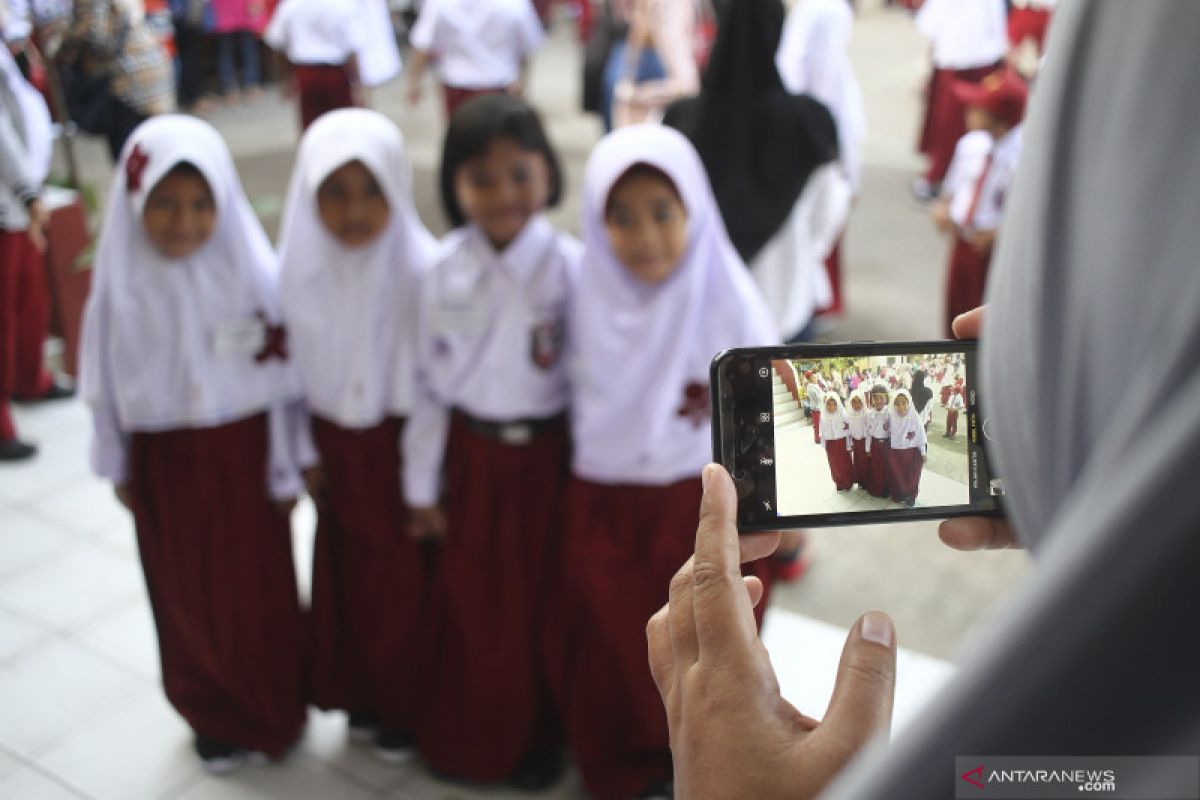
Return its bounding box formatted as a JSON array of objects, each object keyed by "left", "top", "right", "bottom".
[{"left": 711, "top": 341, "right": 1003, "bottom": 531}]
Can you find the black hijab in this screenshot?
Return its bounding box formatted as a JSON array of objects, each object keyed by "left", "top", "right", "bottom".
[
  {"left": 664, "top": 0, "right": 840, "bottom": 263},
  {"left": 911, "top": 369, "right": 933, "bottom": 415}
]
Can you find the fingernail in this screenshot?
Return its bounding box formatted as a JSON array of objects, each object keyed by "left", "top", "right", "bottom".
[
  {"left": 702, "top": 463, "right": 715, "bottom": 493},
  {"left": 861, "top": 612, "right": 894, "bottom": 647}
]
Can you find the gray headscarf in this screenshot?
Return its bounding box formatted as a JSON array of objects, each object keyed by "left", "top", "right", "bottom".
[{"left": 822, "top": 2, "right": 1200, "bottom": 796}]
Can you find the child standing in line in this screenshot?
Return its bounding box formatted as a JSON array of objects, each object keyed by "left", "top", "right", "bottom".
[
  {"left": 559, "top": 124, "right": 777, "bottom": 800},
  {"left": 806, "top": 373, "right": 823, "bottom": 444},
  {"left": 401, "top": 94, "right": 579, "bottom": 789},
  {"left": 864, "top": 384, "right": 891, "bottom": 498},
  {"left": 264, "top": 0, "right": 365, "bottom": 130},
  {"left": 277, "top": 109, "right": 439, "bottom": 761},
  {"left": 846, "top": 388, "right": 870, "bottom": 488},
  {"left": 820, "top": 391, "right": 853, "bottom": 491},
  {"left": 888, "top": 388, "right": 928, "bottom": 507},
  {"left": 944, "top": 384, "right": 965, "bottom": 438},
  {"left": 404, "top": 0, "right": 544, "bottom": 119},
  {"left": 79, "top": 116, "right": 308, "bottom": 773}
]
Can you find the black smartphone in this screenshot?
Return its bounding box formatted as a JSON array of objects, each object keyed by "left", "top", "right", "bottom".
[{"left": 711, "top": 341, "right": 1003, "bottom": 531}]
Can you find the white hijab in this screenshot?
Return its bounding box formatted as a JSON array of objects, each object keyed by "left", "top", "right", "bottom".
[
  {"left": 80, "top": 115, "right": 300, "bottom": 431},
  {"left": 278, "top": 108, "right": 438, "bottom": 429},
  {"left": 888, "top": 388, "right": 925, "bottom": 450},
  {"left": 571, "top": 124, "right": 776, "bottom": 476},
  {"left": 0, "top": 44, "right": 50, "bottom": 183},
  {"left": 818, "top": 390, "right": 847, "bottom": 440},
  {"left": 845, "top": 388, "right": 868, "bottom": 438}
]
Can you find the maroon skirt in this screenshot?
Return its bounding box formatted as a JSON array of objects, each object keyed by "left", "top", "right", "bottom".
[
  {"left": 864, "top": 438, "right": 890, "bottom": 498},
  {"left": 887, "top": 446, "right": 924, "bottom": 503},
  {"left": 811, "top": 409, "right": 822, "bottom": 444},
  {"left": 555, "top": 476, "right": 772, "bottom": 799},
  {"left": 945, "top": 236, "right": 994, "bottom": 337},
  {"left": 307, "top": 415, "right": 427, "bottom": 734},
  {"left": 128, "top": 413, "right": 306, "bottom": 757},
  {"left": 294, "top": 64, "right": 354, "bottom": 130},
  {"left": 850, "top": 437, "right": 869, "bottom": 488},
  {"left": 416, "top": 411, "right": 569, "bottom": 782},
  {"left": 918, "top": 62, "right": 1001, "bottom": 184},
  {"left": 825, "top": 438, "right": 854, "bottom": 491}
]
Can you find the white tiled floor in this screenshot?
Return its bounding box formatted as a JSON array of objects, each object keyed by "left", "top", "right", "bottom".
[{"left": 1, "top": 397, "right": 955, "bottom": 799}]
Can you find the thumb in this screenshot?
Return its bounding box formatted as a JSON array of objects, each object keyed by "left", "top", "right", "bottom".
[{"left": 818, "top": 612, "right": 897, "bottom": 761}]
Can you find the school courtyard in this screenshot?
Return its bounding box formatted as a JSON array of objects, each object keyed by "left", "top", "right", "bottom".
[{"left": 0, "top": 3, "right": 1029, "bottom": 798}]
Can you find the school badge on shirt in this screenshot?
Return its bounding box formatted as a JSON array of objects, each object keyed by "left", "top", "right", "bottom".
[
  {"left": 676, "top": 382, "right": 711, "bottom": 429},
  {"left": 530, "top": 320, "right": 565, "bottom": 371}
]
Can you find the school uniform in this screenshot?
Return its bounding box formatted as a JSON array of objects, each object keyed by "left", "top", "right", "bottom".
[
  {"left": 408, "top": 0, "right": 543, "bottom": 118},
  {"left": 0, "top": 46, "right": 53, "bottom": 444},
  {"left": 944, "top": 123, "right": 1024, "bottom": 335},
  {"left": 846, "top": 391, "right": 870, "bottom": 488},
  {"left": 277, "top": 110, "right": 439, "bottom": 740},
  {"left": 914, "top": 0, "right": 1007, "bottom": 185},
  {"left": 806, "top": 381, "right": 824, "bottom": 443},
  {"left": 401, "top": 212, "right": 580, "bottom": 782},
  {"left": 264, "top": 0, "right": 365, "bottom": 129},
  {"left": 79, "top": 116, "right": 308, "bottom": 757},
  {"left": 887, "top": 390, "right": 928, "bottom": 504},
  {"left": 820, "top": 393, "right": 854, "bottom": 491},
  {"left": 864, "top": 400, "right": 891, "bottom": 498},
  {"left": 560, "top": 125, "right": 778, "bottom": 800},
  {"left": 945, "top": 388, "right": 965, "bottom": 437}
]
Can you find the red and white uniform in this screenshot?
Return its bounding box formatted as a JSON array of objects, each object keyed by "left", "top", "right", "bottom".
[
  {"left": 887, "top": 389, "right": 928, "bottom": 503},
  {"left": 79, "top": 116, "right": 308, "bottom": 757},
  {"left": 820, "top": 391, "right": 854, "bottom": 491},
  {"left": 278, "top": 109, "right": 438, "bottom": 736},
  {"left": 560, "top": 124, "right": 777, "bottom": 800},
  {"left": 402, "top": 212, "right": 580, "bottom": 782},
  {"left": 264, "top": 0, "right": 365, "bottom": 129}
]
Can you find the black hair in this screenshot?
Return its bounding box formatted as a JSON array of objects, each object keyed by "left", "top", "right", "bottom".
[
  {"left": 438, "top": 93, "right": 563, "bottom": 228},
  {"left": 165, "top": 161, "right": 205, "bottom": 180},
  {"left": 604, "top": 162, "right": 682, "bottom": 216}
]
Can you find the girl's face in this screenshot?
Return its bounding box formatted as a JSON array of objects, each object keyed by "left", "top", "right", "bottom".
[
  {"left": 317, "top": 160, "right": 391, "bottom": 249},
  {"left": 894, "top": 396, "right": 910, "bottom": 415},
  {"left": 454, "top": 137, "right": 551, "bottom": 251},
  {"left": 604, "top": 170, "right": 688, "bottom": 286},
  {"left": 825, "top": 398, "right": 838, "bottom": 413},
  {"left": 872, "top": 392, "right": 887, "bottom": 410},
  {"left": 142, "top": 169, "right": 217, "bottom": 259},
  {"left": 851, "top": 397, "right": 863, "bottom": 412}
]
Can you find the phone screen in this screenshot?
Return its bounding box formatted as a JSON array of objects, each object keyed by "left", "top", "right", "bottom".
[{"left": 711, "top": 341, "right": 1003, "bottom": 530}]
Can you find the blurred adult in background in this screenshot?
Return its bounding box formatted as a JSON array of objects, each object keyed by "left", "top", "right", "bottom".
[
  {"left": 776, "top": 0, "right": 865, "bottom": 318},
  {"left": 648, "top": 4, "right": 1200, "bottom": 798},
  {"left": 608, "top": 0, "right": 701, "bottom": 128},
  {"left": 210, "top": 0, "right": 268, "bottom": 102},
  {"left": 910, "top": 0, "right": 1006, "bottom": 201},
  {"left": 63, "top": 0, "right": 175, "bottom": 158}
]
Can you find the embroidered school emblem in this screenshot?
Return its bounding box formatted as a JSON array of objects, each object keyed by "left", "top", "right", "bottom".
[
  {"left": 253, "top": 311, "right": 289, "bottom": 363},
  {"left": 906, "top": 431, "right": 916, "bottom": 441},
  {"left": 676, "top": 382, "right": 711, "bottom": 428},
  {"left": 125, "top": 144, "right": 150, "bottom": 193},
  {"left": 842, "top": 422, "right": 850, "bottom": 431},
  {"left": 530, "top": 320, "right": 565, "bottom": 371}
]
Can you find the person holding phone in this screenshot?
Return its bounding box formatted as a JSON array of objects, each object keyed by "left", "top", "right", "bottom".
[{"left": 646, "top": 3, "right": 1200, "bottom": 797}]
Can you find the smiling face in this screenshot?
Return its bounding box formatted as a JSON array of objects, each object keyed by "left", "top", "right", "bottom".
[
  {"left": 316, "top": 160, "right": 392, "bottom": 249},
  {"left": 604, "top": 166, "right": 689, "bottom": 286},
  {"left": 850, "top": 396, "right": 863, "bottom": 412},
  {"left": 141, "top": 166, "right": 217, "bottom": 259},
  {"left": 894, "top": 395, "right": 910, "bottom": 416},
  {"left": 825, "top": 397, "right": 839, "bottom": 414},
  {"left": 453, "top": 137, "right": 551, "bottom": 251},
  {"left": 871, "top": 391, "right": 888, "bottom": 411}
]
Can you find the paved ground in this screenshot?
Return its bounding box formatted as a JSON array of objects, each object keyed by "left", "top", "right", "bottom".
[{"left": 0, "top": 2, "right": 1032, "bottom": 796}]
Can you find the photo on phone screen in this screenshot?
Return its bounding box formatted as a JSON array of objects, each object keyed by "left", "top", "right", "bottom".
[{"left": 711, "top": 342, "right": 1003, "bottom": 530}]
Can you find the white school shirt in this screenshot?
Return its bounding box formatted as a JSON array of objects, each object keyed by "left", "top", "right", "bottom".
[
  {"left": 943, "top": 129, "right": 993, "bottom": 227},
  {"left": 403, "top": 215, "right": 581, "bottom": 506},
  {"left": 947, "top": 393, "right": 965, "bottom": 411},
  {"left": 409, "top": 0, "right": 543, "bottom": 90},
  {"left": 915, "top": 0, "right": 1007, "bottom": 70},
  {"left": 866, "top": 407, "right": 889, "bottom": 453},
  {"left": 965, "top": 124, "right": 1024, "bottom": 233},
  {"left": 805, "top": 382, "right": 823, "bottom": 411},
  {"left": 847, "top": 411, "right": 868, "bottom": 441},
  {"left": 750, "top": 163, "right": 850, "bottom": 338},
  {"left": 264, "top": 0, "right": 365, "bottom": 66}
]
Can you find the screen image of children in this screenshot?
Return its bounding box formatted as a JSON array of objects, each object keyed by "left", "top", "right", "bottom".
[{"left": 772, "top": 353, "right": 971, "bottom": 515}]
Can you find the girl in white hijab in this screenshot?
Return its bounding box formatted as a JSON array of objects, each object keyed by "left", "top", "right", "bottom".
[
  {"left": 887, "top": 387, "right": 927, "bottom": 506},
  {"left": 820, "top": 390, "right": 853, "bottom": 491},
  {"left": 79, "top": 115, "right": 307, "bottom": 772},
  {"left": 276, "top": 108, "right": 437, "bottom": 761},
  {"left": 559, "top": 123, "right": 777, "bottom": 799},
  {"left": 846, "top": 387, "right": 870, "bottom": 487}
]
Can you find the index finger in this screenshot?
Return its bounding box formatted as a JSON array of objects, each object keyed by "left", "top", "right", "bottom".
[
  {"left": 690, "top": 464, "right": 776, "bottom": 666},
  {"left": 950, "top": 306, "right": 985, "bottom": 340}
]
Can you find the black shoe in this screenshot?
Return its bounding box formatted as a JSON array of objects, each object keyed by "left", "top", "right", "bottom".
[
  {"left": 372, "top": 729, "right": 415, "bottom": 764},
  {"left": 347, "top": 711, "right": 379, "bottom": 744},
  {"left": 194, "top": 735, "right": 249, "bottom": 774},
  {"left": 0, "top": 439, "right": 37, "bottom": 461},
  {"left": 16, "top": 376, "right": 75, "bottom": 403},
  {"left": 508, "top": 748, "right": 566, "bottom": 792}
]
